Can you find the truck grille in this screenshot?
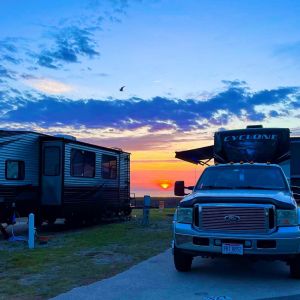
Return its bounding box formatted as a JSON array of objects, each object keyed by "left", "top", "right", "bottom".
[{"left": 195, "top": 204, "right": 274, "bottom": 234}]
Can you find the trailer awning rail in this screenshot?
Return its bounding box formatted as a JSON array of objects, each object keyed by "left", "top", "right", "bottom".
[{"left": 175, "top": 145, "right": 213, "bottom": 165}]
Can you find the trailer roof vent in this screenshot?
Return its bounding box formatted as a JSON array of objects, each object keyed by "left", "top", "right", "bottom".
[
  {"left": 54, "top": 134, "right": 77, "bottom": 141},
  {"left": 246, "top": 125, "right": 263, "bottom": 129}
]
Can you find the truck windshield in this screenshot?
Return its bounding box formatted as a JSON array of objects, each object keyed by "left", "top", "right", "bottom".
[{"left": 195, "top": 165, "right": 288, "bottom": 191}]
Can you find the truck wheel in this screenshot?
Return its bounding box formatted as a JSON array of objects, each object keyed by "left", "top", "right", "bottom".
[
  {"left": 290, "top": 257, "right": 300, "bottom": 278},
  {"left": 174, "top": 247, "right": 193, "bottom": 272}
]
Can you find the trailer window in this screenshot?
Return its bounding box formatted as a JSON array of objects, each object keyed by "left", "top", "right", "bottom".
[
  {"left": 6, "top": 160, "right": 25, "bottom": 180},
  {"left": 102, "top": 155, "right": 117, "bottom": 179},
  {"left": 71, "top": 149, "right": 95, "bottom": 178},
  {"left": 44, "top": 146, "right": 60, "bottom": 176}
]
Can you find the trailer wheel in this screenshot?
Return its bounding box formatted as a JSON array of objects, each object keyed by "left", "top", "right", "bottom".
[
  {"left": 29, "top": 211, "right": 43, "bottom": 227},
  {"left": 174, "top": 247, "right": 193, "bottom": 272},
  {"left": 290, "top": 256, "right": 300, "bottom": 278},
  {"left": 47, "top": 217, "right": 56, "bottom": 225},
  {"left": 123, "top": 207, "right": 132, "bottom": 216},
  {"left": 65, "top": 216, "right": 84, "bottom": 228},
  {"left": 34, "top": 215, "right": 43, "bottom": 227}
]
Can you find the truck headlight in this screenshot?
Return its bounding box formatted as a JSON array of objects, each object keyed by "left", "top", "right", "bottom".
[
  {"left": 276, "top": 209, "right": 297, "bottom": 226},
  {"left": 177, "top": 207, "right": 193, "bottom": 224}
]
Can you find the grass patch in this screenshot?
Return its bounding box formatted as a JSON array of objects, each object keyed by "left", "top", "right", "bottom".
[{"left": 0, "top": 208, "right": 175, "bottom": 299}]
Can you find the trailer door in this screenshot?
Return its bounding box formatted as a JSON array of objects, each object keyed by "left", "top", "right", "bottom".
[{"left": 41, "top": 141, "right": 63, "bottom": 205}]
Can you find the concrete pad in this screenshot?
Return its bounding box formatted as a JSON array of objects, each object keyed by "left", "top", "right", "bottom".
[{"left": 53, "top": 249, "right": 300, "bottom": 300}]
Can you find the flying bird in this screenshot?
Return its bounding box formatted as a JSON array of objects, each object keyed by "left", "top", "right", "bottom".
[{"left": 119, "top": 86, "right": 126, "bottom": 92}]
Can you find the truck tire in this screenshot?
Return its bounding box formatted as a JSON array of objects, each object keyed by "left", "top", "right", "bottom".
[
  {"left": 174, "top": 247, "right": 193, "bottom": 272},
  {"left": 290, "top": 257, "right": 300, "bottom": 278}
]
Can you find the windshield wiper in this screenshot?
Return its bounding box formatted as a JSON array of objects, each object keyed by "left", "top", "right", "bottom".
[{"left": 233, "top": 186, "right": 281, "bottom": 190}]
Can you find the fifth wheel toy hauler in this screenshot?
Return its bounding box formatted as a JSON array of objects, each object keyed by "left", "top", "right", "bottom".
[
  {"left": 0, "top": 130, "right": 131, "bottom": 225},
  {"left": 173, "top": 125, "right": 300, "bottom": 277},
  {"left": 175, "top": 125, "right": 300, "bottom": 201}
]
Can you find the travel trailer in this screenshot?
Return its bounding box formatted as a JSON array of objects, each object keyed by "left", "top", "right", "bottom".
[{"left": 0, "top": 130, "right": 131, "bottom": 225}]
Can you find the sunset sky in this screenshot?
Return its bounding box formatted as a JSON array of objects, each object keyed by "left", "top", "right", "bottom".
[{"left": 1, "top": 0, "right": 300, "bottom": 196}]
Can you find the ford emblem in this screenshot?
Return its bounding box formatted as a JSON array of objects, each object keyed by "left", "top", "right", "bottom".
[{"left": 224, "top": 215, "right": 241, "bottom": 222}]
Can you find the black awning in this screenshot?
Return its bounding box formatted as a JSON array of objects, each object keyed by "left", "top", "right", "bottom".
[{"left": 175, "top": 145, "right": 214, "bottom": 164}]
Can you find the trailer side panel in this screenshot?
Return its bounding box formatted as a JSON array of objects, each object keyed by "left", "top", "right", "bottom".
[
  {"left": 0, "top": 131, "right": 41, "bottom": 222},
  {"left": 62, "top": 142, "right": 130, "bottom": 217}
]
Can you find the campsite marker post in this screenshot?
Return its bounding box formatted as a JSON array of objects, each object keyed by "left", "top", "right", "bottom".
[
  {"left": 142, "top": 195, "right": 151, "bottom": 225},
  {"left": 28, "top": 213, "right": 35, "bottom": 249},
  {"left": 159, "top": 200, "right": 164, "bottom": 212}
]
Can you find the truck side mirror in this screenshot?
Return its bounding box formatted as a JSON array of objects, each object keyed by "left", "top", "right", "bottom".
[
  {"left": 175, "top": 181, "right": 185, "bottom": 196},
  {"left": 186, "top": 185, "right": 194, "bottom": 190}
]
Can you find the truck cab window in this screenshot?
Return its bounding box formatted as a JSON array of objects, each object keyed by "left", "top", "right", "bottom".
[
  {"left": 6, "top": 160, "right": 25, "bottom": 180},
  {"left": 102, "top": 155, "right": 117, "bottom": 179},
  {"left": 71, "top": 149, "right": 95, "bottom": 178},
  {"left": 44, "top": 146, "right": 60, "bottom": 176}
]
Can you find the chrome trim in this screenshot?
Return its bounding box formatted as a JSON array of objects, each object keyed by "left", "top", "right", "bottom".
[
  {"left": 174, "top": 232, "right": 300, "bottom": 255},
  {"left": 193, "top": 203, "right": 276, "bottom": 234}
]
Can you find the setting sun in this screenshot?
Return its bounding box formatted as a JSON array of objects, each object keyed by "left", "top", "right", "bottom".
[
  {"left": 157, "top": 180, "right": 172, "bottom": 190},
  {"left": 160, "top": 183, "right": 170, "bottom": 189}
]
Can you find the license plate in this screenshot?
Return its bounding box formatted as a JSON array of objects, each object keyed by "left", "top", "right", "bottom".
[{"left": 222, "top": 243, "right": 243, "bottom": 255}]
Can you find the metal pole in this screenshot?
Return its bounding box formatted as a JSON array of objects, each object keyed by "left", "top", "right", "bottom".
[{"left": 28, "top": 213, "right": 35, "bottom": 249}]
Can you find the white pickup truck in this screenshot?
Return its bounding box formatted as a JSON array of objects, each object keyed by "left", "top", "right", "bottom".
[{"left": 173, "top": 163, "right": 300, "bottom": 278}]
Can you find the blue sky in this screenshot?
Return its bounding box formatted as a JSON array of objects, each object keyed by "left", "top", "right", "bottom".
[
  {"left": 0, "top": 0, "right": 300, "bottom": 151},
  {"left": 1, "top": 0, "right": 300, "bottom": 99},
  {"left": 1, "top": 0, "right": 300, "bottom": 195}
]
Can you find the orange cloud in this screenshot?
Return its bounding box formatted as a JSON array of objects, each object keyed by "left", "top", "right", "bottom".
[{"left": 25, "top": 78, "right": 73, "bottom": 94}]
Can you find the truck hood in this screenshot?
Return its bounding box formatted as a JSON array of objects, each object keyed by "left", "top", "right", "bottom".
[{"left": 179, "top": 189, "right": 296, "bottom": 210}]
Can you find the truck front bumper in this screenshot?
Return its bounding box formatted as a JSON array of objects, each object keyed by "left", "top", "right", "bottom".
[{"left": 174, "top": 223, "right": 300, "bottom": 257}]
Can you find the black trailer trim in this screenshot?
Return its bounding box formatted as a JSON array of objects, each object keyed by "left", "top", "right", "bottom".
[{"left": 39, "top": 135, "right": 129, "bottom": 155}]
